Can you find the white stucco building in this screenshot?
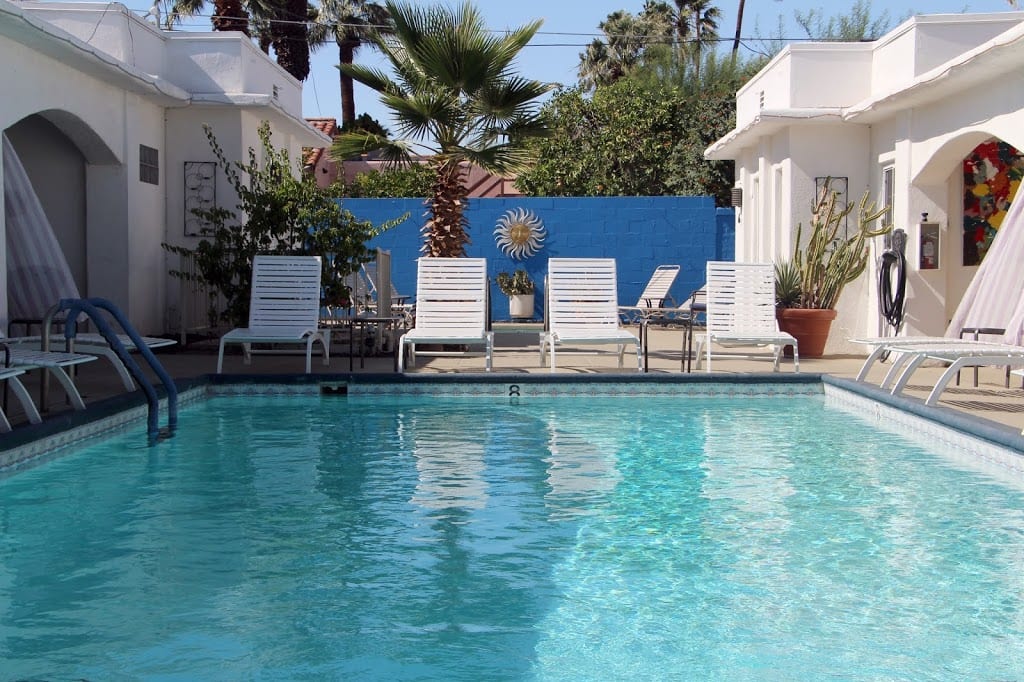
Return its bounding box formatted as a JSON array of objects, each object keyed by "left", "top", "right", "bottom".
[
  {"left": 1, "top": 0, "right": 328, "bottom": 335},
  {"left": 706, "top": 11, "right": 1024, "bottom": 354}
]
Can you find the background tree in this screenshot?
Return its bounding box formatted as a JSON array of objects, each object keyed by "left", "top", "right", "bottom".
[
  {"left": 334, "top": 164, "right": 434, "bottom": 197},
  {"left": 271, "top": 0, "right": 311, "bottom": 80},
  {"left": 668, "top": 0, "right": 721, "bottom": 82},
  {"left": 515, "top": 76, "right": 738, "bottom": 205},
  {"left": 308, "top": 0, "right": 391, "bottom": 126},
  {"left": 749, "top": 0, "right": 899, "bottom": 59},
  {"left": 794, "top": 0, "right": 893, "bottom": 42},
  {"left": 330, "top": 0, "right": 554, "bottom": 257},
  {"left": 577, "top": 5, "right": 672, "bottom": 91}
]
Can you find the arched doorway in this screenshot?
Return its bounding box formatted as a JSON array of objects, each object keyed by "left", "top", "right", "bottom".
[
  {"left": 3, "top": 110, "right": 120, "bottom": 330},
  {"left": 5, "top": 115, "right": 88, "bottom": 293}
]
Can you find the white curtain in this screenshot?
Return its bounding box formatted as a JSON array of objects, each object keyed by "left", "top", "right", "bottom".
[
  {"left": 945, "top": 192, "right": 1024, "bottom": 343},
  {"left": 2, "top": 134, "right": 80, "bottom": 331}
]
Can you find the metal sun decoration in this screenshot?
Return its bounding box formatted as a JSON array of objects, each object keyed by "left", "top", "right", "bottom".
[{"left": 494, "top": 208, "right": 546, "bottom": 259}]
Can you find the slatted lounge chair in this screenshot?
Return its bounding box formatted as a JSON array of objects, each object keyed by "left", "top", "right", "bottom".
[
  {"left": 0, "top": 367, "right": 41, "bottom": 430},
  {"left": 694, "top": 262, "right": 798, "bottom": 373},
  {"left": 850, "top": 336, "right": 1007, "bottom": 384},
  {"left": 5, "top": 333, "right": 175, "bottom": 391},
  {"left": 873, "top": 341, "right": 1024, "bottom": 406},
  {"left": 542, "top": 258, "right": 642, "bottom": 372},
  {"left": 397, "top": 257, "right": 492, "bottom": 372},
  {"left": 217, "top": 255, "right": 329, "bottom": 373},
  {"left": 3, "top": 345, "right": 99, "bottom": 412},
  {"left": 619, "top": 265, "right": 680, "bottom": 323}
]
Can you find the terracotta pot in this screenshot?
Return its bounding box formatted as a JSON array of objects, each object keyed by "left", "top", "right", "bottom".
[{"left": 776, "top": 308, "right": 838, "bottom": 358}]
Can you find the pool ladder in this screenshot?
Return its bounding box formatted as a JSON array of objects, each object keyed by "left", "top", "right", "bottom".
[{"left": 42, "top": 298, "right": 178, "bottom": 442}]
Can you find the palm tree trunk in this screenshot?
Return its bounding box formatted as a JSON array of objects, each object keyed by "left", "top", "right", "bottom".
[
  {"left": 212, "top": 0, "right": 248, "bottom": 34},
  {"left": 339, "top": 41, "right": 357, "bottom": 126},
  {"left": 422, "top": 161, "right": 469, "bottom": 258},
  {"left": 272, "top": 0, "right": 310, "bottom": 81},
  {"left": 733, "top": 0, "right": 745, "bottom": 54}
]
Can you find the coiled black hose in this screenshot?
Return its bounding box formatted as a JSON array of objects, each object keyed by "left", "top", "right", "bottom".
[{"left": 878, "top": 248, "right": 907, "bottom": 335}]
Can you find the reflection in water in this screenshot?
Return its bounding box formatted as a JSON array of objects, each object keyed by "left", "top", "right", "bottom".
[
  {"left": 543, "top": 409, "right": 621, "bottom": 519},
  {"left": 407, "top": 411, "right": 488, "bottom": 511}
]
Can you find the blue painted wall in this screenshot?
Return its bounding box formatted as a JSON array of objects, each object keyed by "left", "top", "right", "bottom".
[{"left": 342, "top": 197, "right": 734, "bottom": 321}]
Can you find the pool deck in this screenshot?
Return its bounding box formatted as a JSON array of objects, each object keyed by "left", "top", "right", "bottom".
[{"left": 4, "top": 323, "right": 1024, "bottom": 437}]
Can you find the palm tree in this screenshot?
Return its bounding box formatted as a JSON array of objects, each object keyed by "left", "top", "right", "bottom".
[
  {"left": 733, "top": 0, "right": 745, "bottom": 54},
  {"left": 166, "top": 0, "right": 310, "bottom": 81},
  {"left": 308, "top": 0, "right": 391, "bottom": 126},
  {"left": 330, "top": 0, "right": 554, "bottom": 258},
  {"left": 577, "top": 6, "right": 673, "bottom": 92},
  {"left": 270, "top": 0, "right": 310, "bottom": 80},
  {"left": 167, "top": 0, "right": 251, "bottom": 34},
  {"left": 674, "top": 0, "right": 721, "bottom": 81}
]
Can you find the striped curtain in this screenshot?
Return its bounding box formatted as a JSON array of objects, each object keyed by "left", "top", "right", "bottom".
[{"left": 2, "top": 134, "right": 81, "bottom": 331}]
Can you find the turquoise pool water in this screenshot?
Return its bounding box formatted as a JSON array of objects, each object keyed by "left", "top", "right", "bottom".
[{"left": 1, "top": 393, "right": 1023, "bottom": 680}]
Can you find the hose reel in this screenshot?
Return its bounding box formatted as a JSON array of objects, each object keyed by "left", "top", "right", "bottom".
[{"left": 878, "top": 228, "right": 908, "bottom": 338}]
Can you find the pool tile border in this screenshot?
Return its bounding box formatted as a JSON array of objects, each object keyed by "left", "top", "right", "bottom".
[{"left": 3, "top": 373, "right": 1024, "bottom": 475}]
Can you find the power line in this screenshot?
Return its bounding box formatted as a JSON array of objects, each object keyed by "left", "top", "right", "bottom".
[{"left": 138, "top": 7, "right": 820, "bottom": 46}]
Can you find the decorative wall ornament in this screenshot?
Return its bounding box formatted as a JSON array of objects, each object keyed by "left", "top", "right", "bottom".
[
  {"left": 184, "top": 161, "right": 216, "bottom": 236},
  {"left": 494, "top": 208, "right": 546, "bottom": 259}
]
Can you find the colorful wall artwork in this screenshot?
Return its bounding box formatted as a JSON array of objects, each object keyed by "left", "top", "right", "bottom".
[{"left": 963, "top": 140, "right": 1023, "bottom": 265}]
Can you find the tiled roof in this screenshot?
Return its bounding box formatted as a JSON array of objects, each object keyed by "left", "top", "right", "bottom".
[{"left": 303, "top": 117, "right": 337, "bottom": 168}]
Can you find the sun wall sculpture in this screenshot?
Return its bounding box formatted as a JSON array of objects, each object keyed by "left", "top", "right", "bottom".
[{"left": 494, "top": 208, "right": 546, "bottom": 259}]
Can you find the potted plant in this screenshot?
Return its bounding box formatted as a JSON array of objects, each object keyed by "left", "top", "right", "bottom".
[
  {"left": 495, "top": 269, "right": 536, "bottom": 319},
  {"left": 775, "top": 180, "right": 890, "bottom": 357}
]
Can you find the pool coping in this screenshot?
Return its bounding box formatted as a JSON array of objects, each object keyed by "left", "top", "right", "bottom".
[{"left": 2, "top": 372, "right": 1023, "bottom": 470}]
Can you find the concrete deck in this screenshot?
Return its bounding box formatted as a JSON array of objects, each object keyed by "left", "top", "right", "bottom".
[{"left": 4, "top": 323, "right": 1024, "bottom": 437}]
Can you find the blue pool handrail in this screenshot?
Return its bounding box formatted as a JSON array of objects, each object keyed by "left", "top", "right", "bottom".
[{"left": 43, "top": 298, "right": 177, "bottom": 441}]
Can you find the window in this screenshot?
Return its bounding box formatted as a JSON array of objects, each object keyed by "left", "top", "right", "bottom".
[
  {"left": 882, "top": 165, "right": 895, "bottom": 228},
  {"left": 139, "top": 145, "right": 159, "bottom": 185}
]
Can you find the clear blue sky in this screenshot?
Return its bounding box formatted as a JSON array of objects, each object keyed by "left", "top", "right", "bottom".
[{"left": 299, "top": 0, "right": 1019, "bottom": 129}]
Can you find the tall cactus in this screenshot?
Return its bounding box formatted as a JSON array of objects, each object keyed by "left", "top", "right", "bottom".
[{"left": 785, "top": 179, "right": 890, "bottom": 310}]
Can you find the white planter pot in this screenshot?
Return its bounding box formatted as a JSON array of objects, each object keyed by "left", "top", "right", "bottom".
[{"left": 509, "top": 293, "right": 535, "bottom": 319}]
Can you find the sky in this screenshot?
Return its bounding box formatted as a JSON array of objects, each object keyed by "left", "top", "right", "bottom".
[{"left": 296, "top": 0, "right": 1020, "bottom": 129}]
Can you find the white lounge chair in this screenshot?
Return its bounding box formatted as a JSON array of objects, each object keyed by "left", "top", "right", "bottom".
[
  {"left": 695, "top": 261, "right": 799, "bottom": 372},
  {"left": 3, "top": 345, "right": 99, "bottom": 412},
  {"left": 541, "top": 258, "right": 641, "bottom": 372},
  {"left": 619, "top": 264, "right": 680, "bottom": 323},
  {"left": 5, "top": 333, "right": 175, "bottom": 391},
  {"left": 853, "top": 339, "right": 1024, "bottom": 405},
  {"left": 850, "top": 336, "right": 1006, "bottom": 384},
  {"left": 217, "top": 255, "right": 330, "bottom": 373},
  {"left": 397, "top": 257, "right": 492, "bottom": 372},
  {"left": 0, "top": 367, "right": 41, "bottom": 430}
]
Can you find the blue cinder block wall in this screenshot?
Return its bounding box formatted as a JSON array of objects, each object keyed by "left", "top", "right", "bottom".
[{"left": 342, "top": 197, "right": 735, "bottom": 321}]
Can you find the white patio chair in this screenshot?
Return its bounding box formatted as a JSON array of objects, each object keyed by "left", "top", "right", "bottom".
[
  {"left": 397, "top": 257, "right": 492, "bottom": 372},
  {"left": 217, "top": 255, "right": 329, "bottom": 373},
  {"left": 694, "top": 261, "right": 799, "bottom": 373},
  {"left": 619, "top": 264, "right": 680, "bottom": 323},
  {"left": 541, "top": 258, "right": 641, "bottom": 372}
]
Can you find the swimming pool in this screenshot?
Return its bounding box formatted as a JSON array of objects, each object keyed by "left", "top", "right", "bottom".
[{"left": 1, "top": 383, "right": 1023, "bottom": 679}]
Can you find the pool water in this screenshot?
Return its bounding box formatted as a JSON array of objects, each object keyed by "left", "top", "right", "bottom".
[{"left": 1, "top": 393, "right": 1023, "bottom": 680}]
